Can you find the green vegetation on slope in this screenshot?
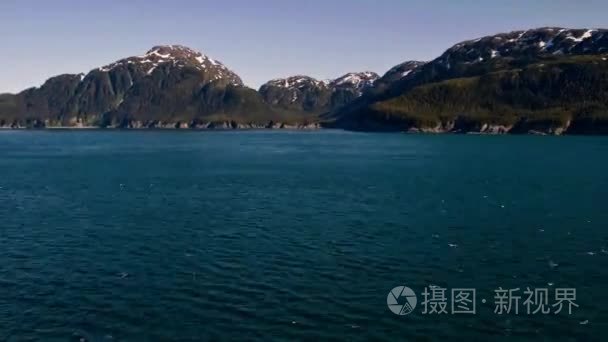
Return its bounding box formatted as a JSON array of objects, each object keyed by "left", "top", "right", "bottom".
[{"left": 368, "top": 55, "right": 608, "bottom": 132}]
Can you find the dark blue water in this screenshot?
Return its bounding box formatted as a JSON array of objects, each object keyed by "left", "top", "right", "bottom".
[{"left": 1, "top": 130, "right": 607, "bottom": 341}]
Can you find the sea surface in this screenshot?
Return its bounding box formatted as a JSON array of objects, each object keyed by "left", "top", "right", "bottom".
[{"left": 0, "top": 130, "right": 607, "bottom": 341}]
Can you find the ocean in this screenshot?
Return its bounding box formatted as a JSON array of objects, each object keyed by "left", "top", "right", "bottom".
[{"left": 1, "top": 130, "right": 607, "bottom": 340}]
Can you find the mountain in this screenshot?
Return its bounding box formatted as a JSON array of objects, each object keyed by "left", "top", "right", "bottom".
[
  {"left": 322, "top": 61, "right": 425, "bottom": 122},
  {"left": 258, "top": 72, "right": 379, "bottom": 115},
  {"left": 330, "top": 71, "right": 380, "bottom": 94},
  {"left": 4, "top": 28, "right": 608, "bottom": 133},
  {"left": 371, "top": 61, "right": 426, "bottom": 94},
  {"left": 0, "top": 45, "right": 315, "bottom": 128},
  {"left": 333, "top": 28, "right": 608, "bottom": 134}
]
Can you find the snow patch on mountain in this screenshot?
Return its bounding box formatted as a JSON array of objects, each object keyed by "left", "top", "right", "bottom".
[
  {"left": 266, "top": 75, "right": 328, "bottom": 89},
  {"left": 439, "top": 27, "right": 608, "bottom": 67},
  {"left": 260, "top": 72, "right": 380, "bottom": 107},
  {"left": 377, "top": 60, "right": 427, "bottom": 85},
  {"left": 330, "top": 72, "right": 379, "bottom": 93},
  {"left": 264, "top": 72, "right": 379, "bottom": 98},
  {"left": 566, "top": 29, "right": 596, "bottom": 42},
  {"left": 95, "top": 45, "right": 243, "bottom": 85}
]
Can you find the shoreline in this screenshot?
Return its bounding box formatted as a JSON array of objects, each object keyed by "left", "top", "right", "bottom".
[{"left": 2, "top": 126, "right": 608, "bottom": 135}]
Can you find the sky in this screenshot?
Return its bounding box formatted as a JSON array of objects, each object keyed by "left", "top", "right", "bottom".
[{"left": 1, "top": 0, "right": 607, "bottom": 93}]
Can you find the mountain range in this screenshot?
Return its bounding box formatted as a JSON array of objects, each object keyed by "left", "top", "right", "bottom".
[{"left": 2, "top": 27, "right": 608, "bottom": 134}]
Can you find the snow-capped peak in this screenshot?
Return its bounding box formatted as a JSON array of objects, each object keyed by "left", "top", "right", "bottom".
[
  {"left": 142, "top": 45, "right": 221, "bottom": 66},
  {"left": 265, "top": 75, "right": 330, "bottom": 90},
  {"left": 260, "top": 71, "right": 380, "bottom": 105},
  {"left": 95, "top": 45, "right": 243, "bottom": 85},
  {"left": 439, "top": 27, "right": 608, "bottom": 67},
  {"left": 265, "top": 72, "right": 379, "bottom": 93},
  {"left": 330, "top": 71, "right": 379, "bottom": 90}
]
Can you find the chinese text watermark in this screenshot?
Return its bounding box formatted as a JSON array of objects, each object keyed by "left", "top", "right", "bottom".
[{"left": 388, "top": 285, "right": 578, "bottom": 315}]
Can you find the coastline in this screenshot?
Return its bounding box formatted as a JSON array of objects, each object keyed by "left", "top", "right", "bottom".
[
  {"left": 0, "top": 121, "right": 322, "bottom": 130},
  {"left": 1, "top": 117, "right": 607, "bottom": 135},
  {"left": 2, "top": 125, "right": 607, "bottom": 135}
]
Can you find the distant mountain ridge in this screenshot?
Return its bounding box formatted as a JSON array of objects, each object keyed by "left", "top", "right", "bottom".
[
  {"left": 2, "top": 28, "right": 608, "bottom": 133},
  {"left": 258, "top": 72, "right": 379, "bottom": 115},
  {"left": 0, "top": 45, "right": 375, "bottom": 128}
]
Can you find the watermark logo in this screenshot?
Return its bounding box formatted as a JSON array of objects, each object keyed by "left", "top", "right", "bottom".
[
  {"left": 387, "top": 285, "right": 578, "bottom": 316},
  {"left": 387, "top": 286, "right": 417, "bottom": 315}
]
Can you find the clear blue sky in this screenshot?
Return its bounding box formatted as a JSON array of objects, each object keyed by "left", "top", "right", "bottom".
[{"left": 1, "top": 0, "right": 606, "bottom": 93}]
